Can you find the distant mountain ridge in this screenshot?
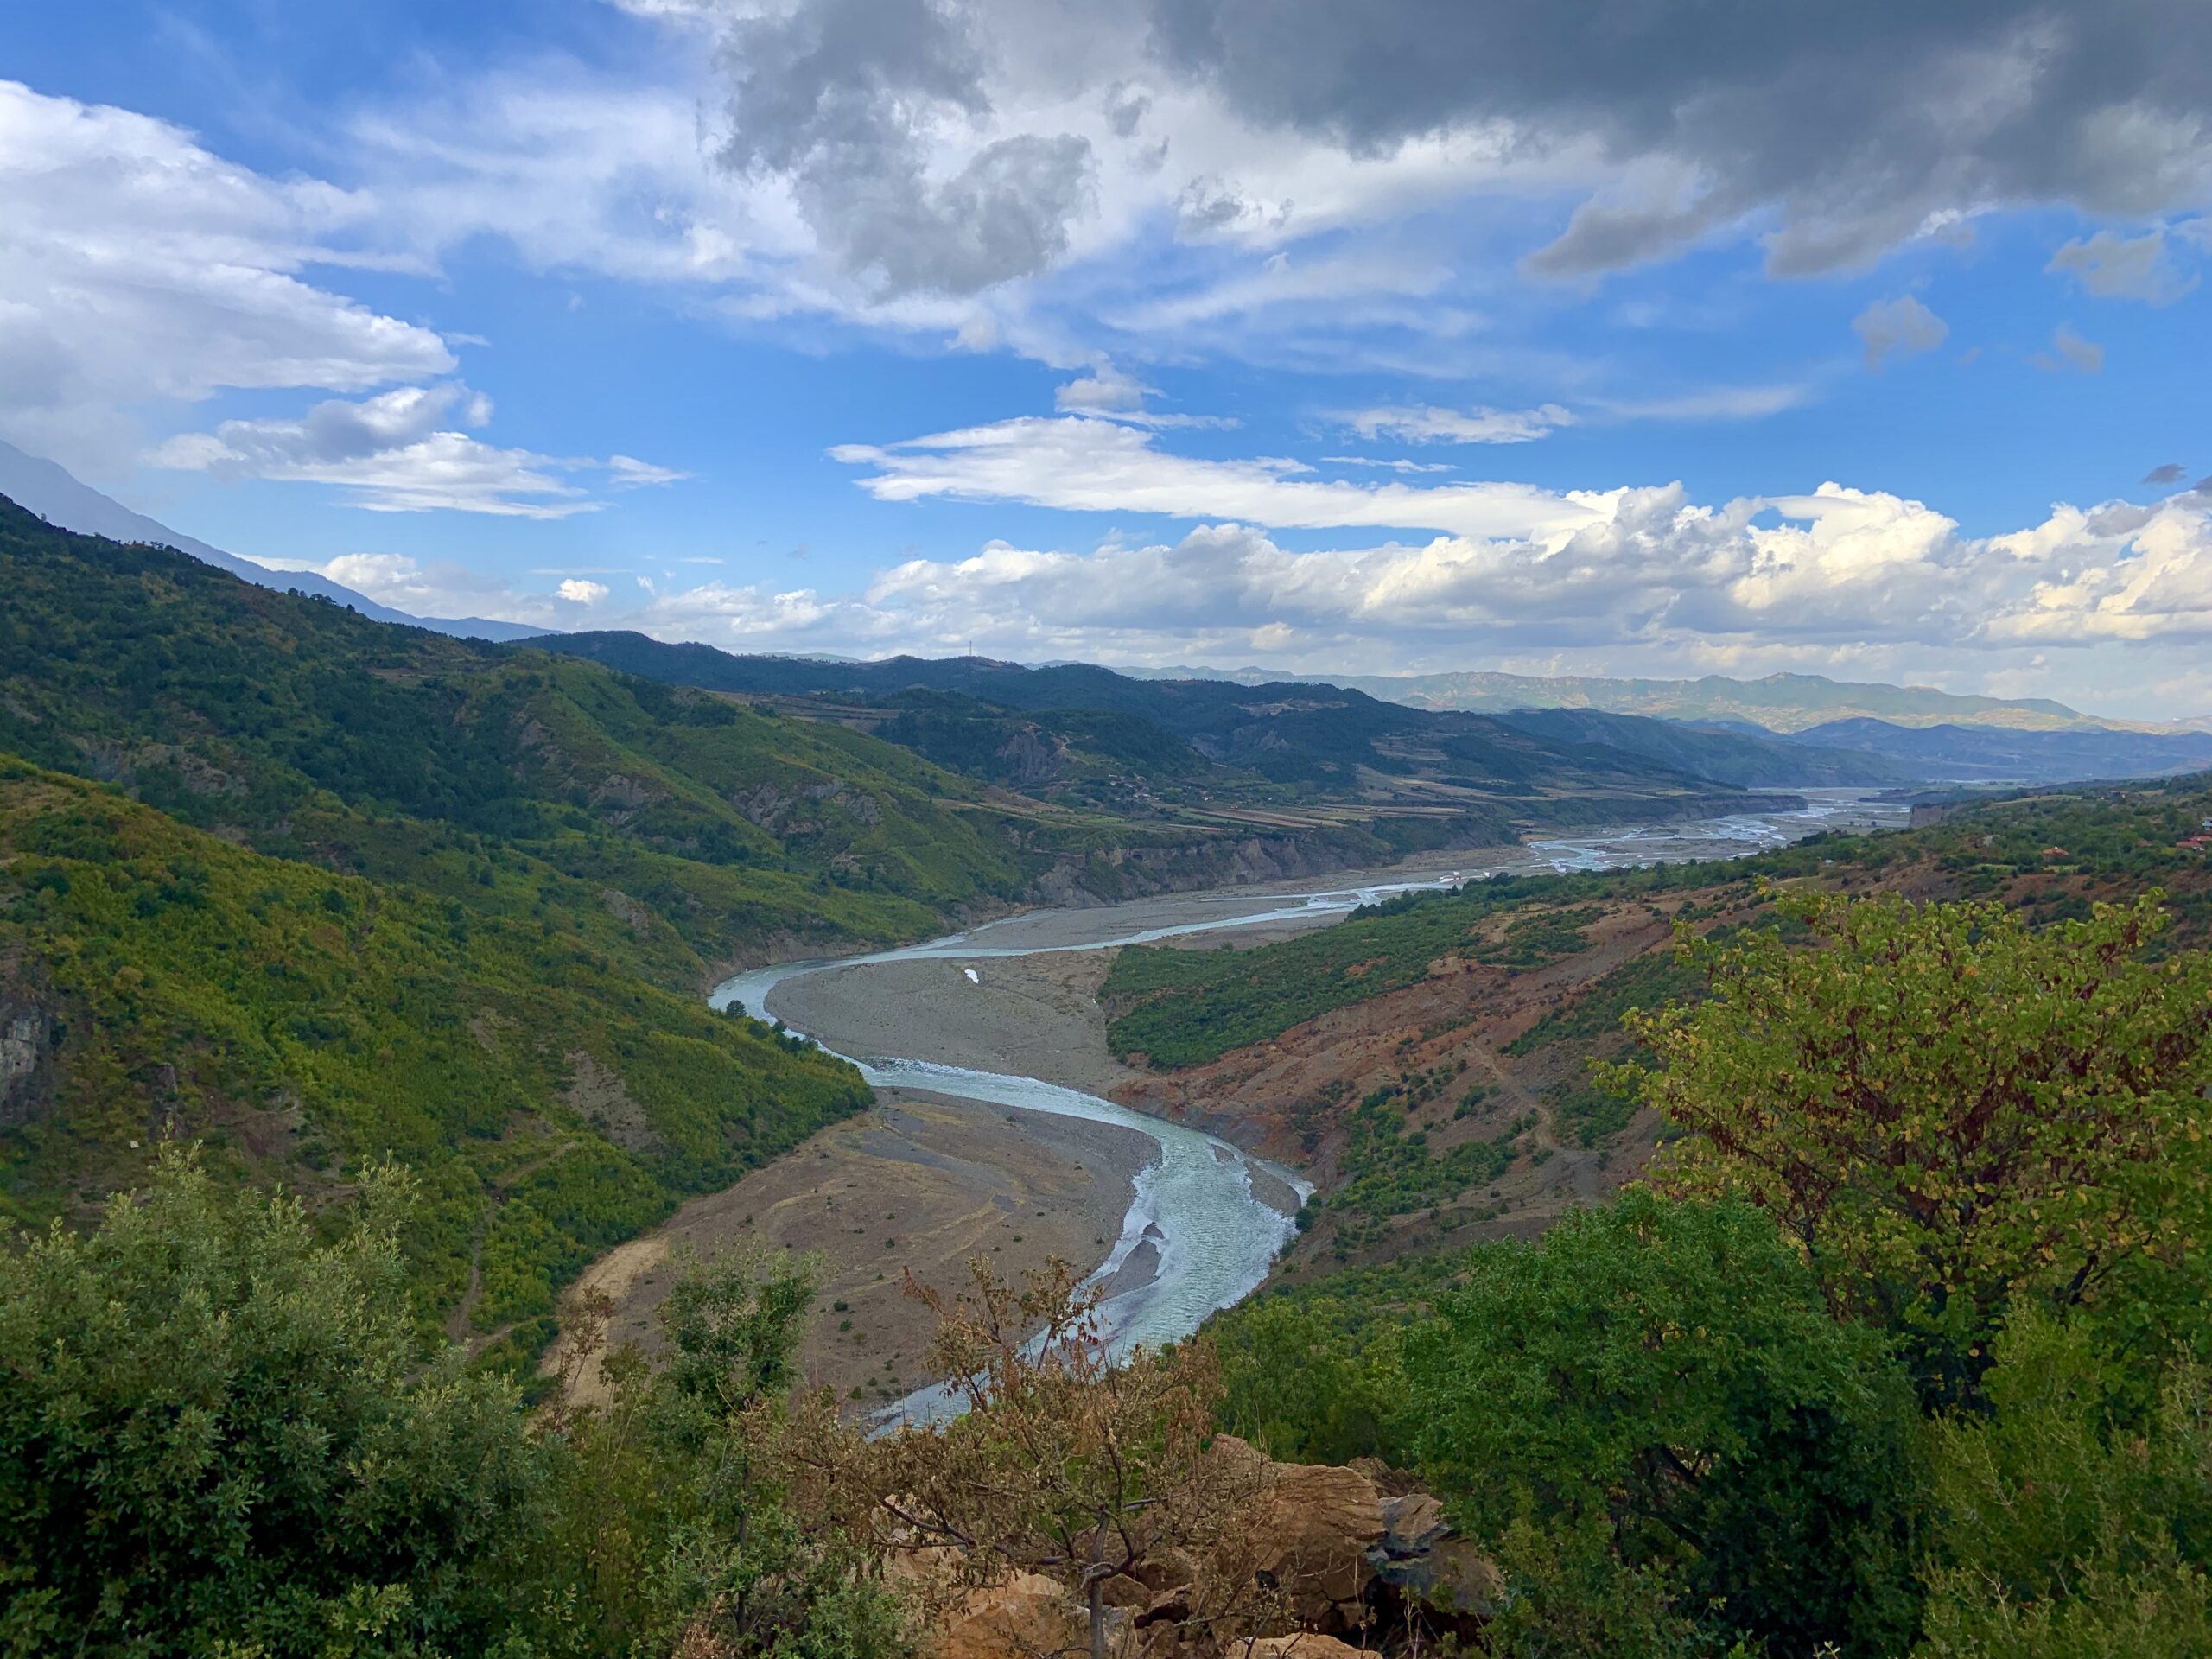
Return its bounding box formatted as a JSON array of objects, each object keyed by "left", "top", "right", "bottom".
[
  {"left": 1777, "top": 718, "right": 2212, "bottom": 785},
  {"left": 542, "top": 630, "right": 1849, "bottom": 803},
  {"left": 545, "top": 634, "right": 2212, "bottom": 792},
  {"left": 1137, "top": 664, "right": 2105, "bottom": 734},
  {"left": 0, "top": 441, "right": 545, "bottom": 643}
]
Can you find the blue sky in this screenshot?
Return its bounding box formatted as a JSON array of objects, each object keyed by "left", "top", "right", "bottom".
[{"left": 4, "top": 0, "right": 2211, "bottom": 716}]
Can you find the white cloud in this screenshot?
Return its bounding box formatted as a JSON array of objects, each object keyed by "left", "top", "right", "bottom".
[
  {"left": 1342, "top": 404, "right": 1573, "bottom": 445},
  {"left": 1852, "top": 295, "right": 1948, "bottom": 368},
  {"left": 1056, "top": 367, "right": 1151, "bottom": 413},
  {"left": 264, "top": 550, "right": 559, "bottom": 626},
  {"left": 598, "top": 472, "right": 2212, "bottom": 719},
  {"left": 1322, "top": 455, "right": 1458, "bottom": 474},
  {"left": 2047, "top": 228, "right": 2199, "bottom": 305},
  {"left": 0, "top": 79, "right": 454, "bottom": 475},
  {"left": 830, "top": 414, "right": 1599, "bottom": 539},
  {"left": 2034, "top": 322, "right": 2107, "bottom": 374},
  {"left": 1592, "top": 383, "right": 1815, "bottom": 422},
  {"left": 607, "top": 454, "right": 692, "bottom": 488},
  {"left": 559, "top": 578, "right": 612, "bottom": 604},
  {"left": 148, "top": 384, "right": 679, "bottom": 517}
]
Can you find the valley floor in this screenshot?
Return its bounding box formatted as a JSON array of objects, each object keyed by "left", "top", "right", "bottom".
[
  {"left": 550, "top": 797, "right": 1910, "bottom": 1412},
  {"left": 546, "top": 1087, "right": 1153, "bottom": 1409}
]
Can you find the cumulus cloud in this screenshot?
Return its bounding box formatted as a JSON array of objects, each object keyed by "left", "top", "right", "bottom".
[
  {"left": 558, "top": 578, "right": 612, "bottom": 604},
  {"left": 0, "top": 79, "right": 453, "bottom": 474},
  {"left": 1056, "top": 366, "right": 1151, "bottom": 412},
  {"left": 1852, "top": 295, "right": 1949, "bottom": 368},
  {"left": 2047, "top": 227, "right": 2200, "bottom": 303},
  {"left": 1342, "top": 404, "right": 1573, "bottom": 445},
  {"left": 251, "top": 550, "right": 559, "bottom": 626},
  {"left": 148, "top": 384, "right": 681, "bottom": 517},
  {"left": 709, "top": 0, "right": 1094, "bottom": 297},
  {"left": 611, "top": 481, "right": 2212, "bottom": 701},
  {"left": 1144, "top": 0, "right": 2212, "bottom": 276}
]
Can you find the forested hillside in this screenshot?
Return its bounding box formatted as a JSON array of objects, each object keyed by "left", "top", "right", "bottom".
[
  {"left": 0, "top": 498, "right": 1047, "bottom": 974},
  {"left": 0, "top": 500, "right": 1052, "bottom": 1353},
  {"left": 544, "top": 629, "right": 1820, "bottom": 807},
  {"left": 0, "top": 758, "right": 871, "bottom": 1365}
]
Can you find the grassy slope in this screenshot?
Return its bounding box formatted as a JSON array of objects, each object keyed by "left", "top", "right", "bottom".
[
  {"left": 0, "top": 760, "right": 870, "bottom": 1368},
  {"left": 1104, "top": 779, "right": 2212, "bottom": 1072},
  {"left": 1206, "top": 776, "right": 2212, "bottom": 1393},
  {"left": 0, "top": 499, "right": 1033, "bottom": 979}
]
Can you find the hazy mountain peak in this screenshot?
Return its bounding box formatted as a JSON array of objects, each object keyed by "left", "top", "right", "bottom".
[{"left": 0, "top": 439, "right": 545, "bottom": 644}]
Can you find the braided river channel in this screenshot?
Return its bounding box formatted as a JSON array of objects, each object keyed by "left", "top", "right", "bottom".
[{"left": 710, "top": 791, "right": 1905, "bottom": 1421}]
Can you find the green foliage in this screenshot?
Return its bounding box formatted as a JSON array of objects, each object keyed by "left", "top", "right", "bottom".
[
  {"left": 0, "top": 1149, "right": 911, "bottom": 1659},
  {"left": 0, "top": 499, "right": 1033, "bottom": 983},
  {"left": 1472, "top": 905, "right": 1599, "bottom": 968},
  {"left": 1211, "top": 1292, "right": 1410, "bottom": 1465},
  {"left": 1212, "top": 1246, "right": 1497, "bottom": 1464},
  {"left": 1106, "top": 776, "right": 2212, "bottom": 1077},
  {"left": 1545, "top": 1074, "right": 1643, "bottom": 1148},
  {"left": 659, "top": 1245, "right": 820, "bottom": 1418},
  {"left": 1325, "top": 1083, "right": 1519, "bottom": 1218},
  {"left": 1104, "top": 869, "right": 1688, "bottom": 1068},
  {"left": 1404, "top": 1193, "right": 1923, "bottom": 1656},
  {"left": 0, "top": 760, "right": 870, "bottom": 1338},
  {"left": 1915, "top": 1308, "right": 2212, "bottom": 1657},
  {"left": 1503, "top": 948, "right": 1704, "bottom": 1057},
  {"left": 0, "top": 1148, "right": 546, "bottom": 1656},
  {"left": 1208, "top": 823, "right": 2212, "bottom": 1656},
  {"left": 1630, "top": 889, "right": 2212, "bottom": 1404},
  {"left": 538, "top": 1252, "right": 912, "bottom": 1659}
]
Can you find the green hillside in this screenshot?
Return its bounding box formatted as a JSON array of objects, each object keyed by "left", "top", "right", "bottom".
[
  {"left": 0, "top": 758, "right": 869, "bottom": 1367},
  {"left": 0, "top": 499, "right": 1098, "bottom": 1360},
  {"left": 1105, "top": 776, "right": 2212, "bottom": 1071},
  {"left": 0, "top": 498, "right": 1041, "bottom": 984}
]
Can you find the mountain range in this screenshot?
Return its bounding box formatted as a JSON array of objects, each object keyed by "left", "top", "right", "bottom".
[
  {"left": 1137, "top": 664, "right": 2105, "bottom": 733},
  {"left": 5, "top": 442, "right": 2207, "bottom": 789},
  {"left": 546, "top": 633, "right": 2212, "bottom": 792}
]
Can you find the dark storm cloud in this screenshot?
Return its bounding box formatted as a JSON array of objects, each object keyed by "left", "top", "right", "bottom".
[
  {"left": 1143, "top": 0, "right": 2212, "bottom": 275},
  {"left": 713, "top": 0, "right": 1094, "bottom": 297}
]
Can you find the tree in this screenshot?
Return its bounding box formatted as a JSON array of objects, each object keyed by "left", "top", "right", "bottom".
[
  {"left": 0, "top": 1147, "right": 545, "bottom": 1658},
  {"left": 787, "top": 1259, "right": 1267, "bottom": 1659},
  {"left": 1402, "top": 1192, "right": 1922, "bottom": 1657},
  {"left": 537, "top": 1248, "right": 912, "bottom": 1659},
  {"left": 1914, "top": 1307, "right": 2212, "bottom": 1657},
  {"left": 1624, "top": 889, "right": 2212, "bottom": 1402}
]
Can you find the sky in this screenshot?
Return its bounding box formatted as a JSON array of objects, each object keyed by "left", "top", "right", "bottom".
[{"left": 3, "top": 1, "right": 2212, "bottom": 719}]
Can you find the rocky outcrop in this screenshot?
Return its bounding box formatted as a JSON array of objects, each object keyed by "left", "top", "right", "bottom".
[
  {"left": 908, "top": 1442, "right": 1495, "bottom": 1659},
  {"left": 1239, "top": 1450, "right": 1387, "bottom": 1625},
  {"left": 938, "top": 1572, "right": 1085, "bottom": 1659},
  {"left": 729, "top": 779, "right": 881, "bottom": 836},
  {"left": 562, "top": 1051, "right": 665, "bottom": 1157},
  {"left": 0, "top": 1002, "right": 54, "bottom": 1128}
]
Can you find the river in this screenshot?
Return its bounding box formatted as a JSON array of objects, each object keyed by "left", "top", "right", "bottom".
[{"left": 710, "top": 790, "right": 1904, "bottom": 1420}]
